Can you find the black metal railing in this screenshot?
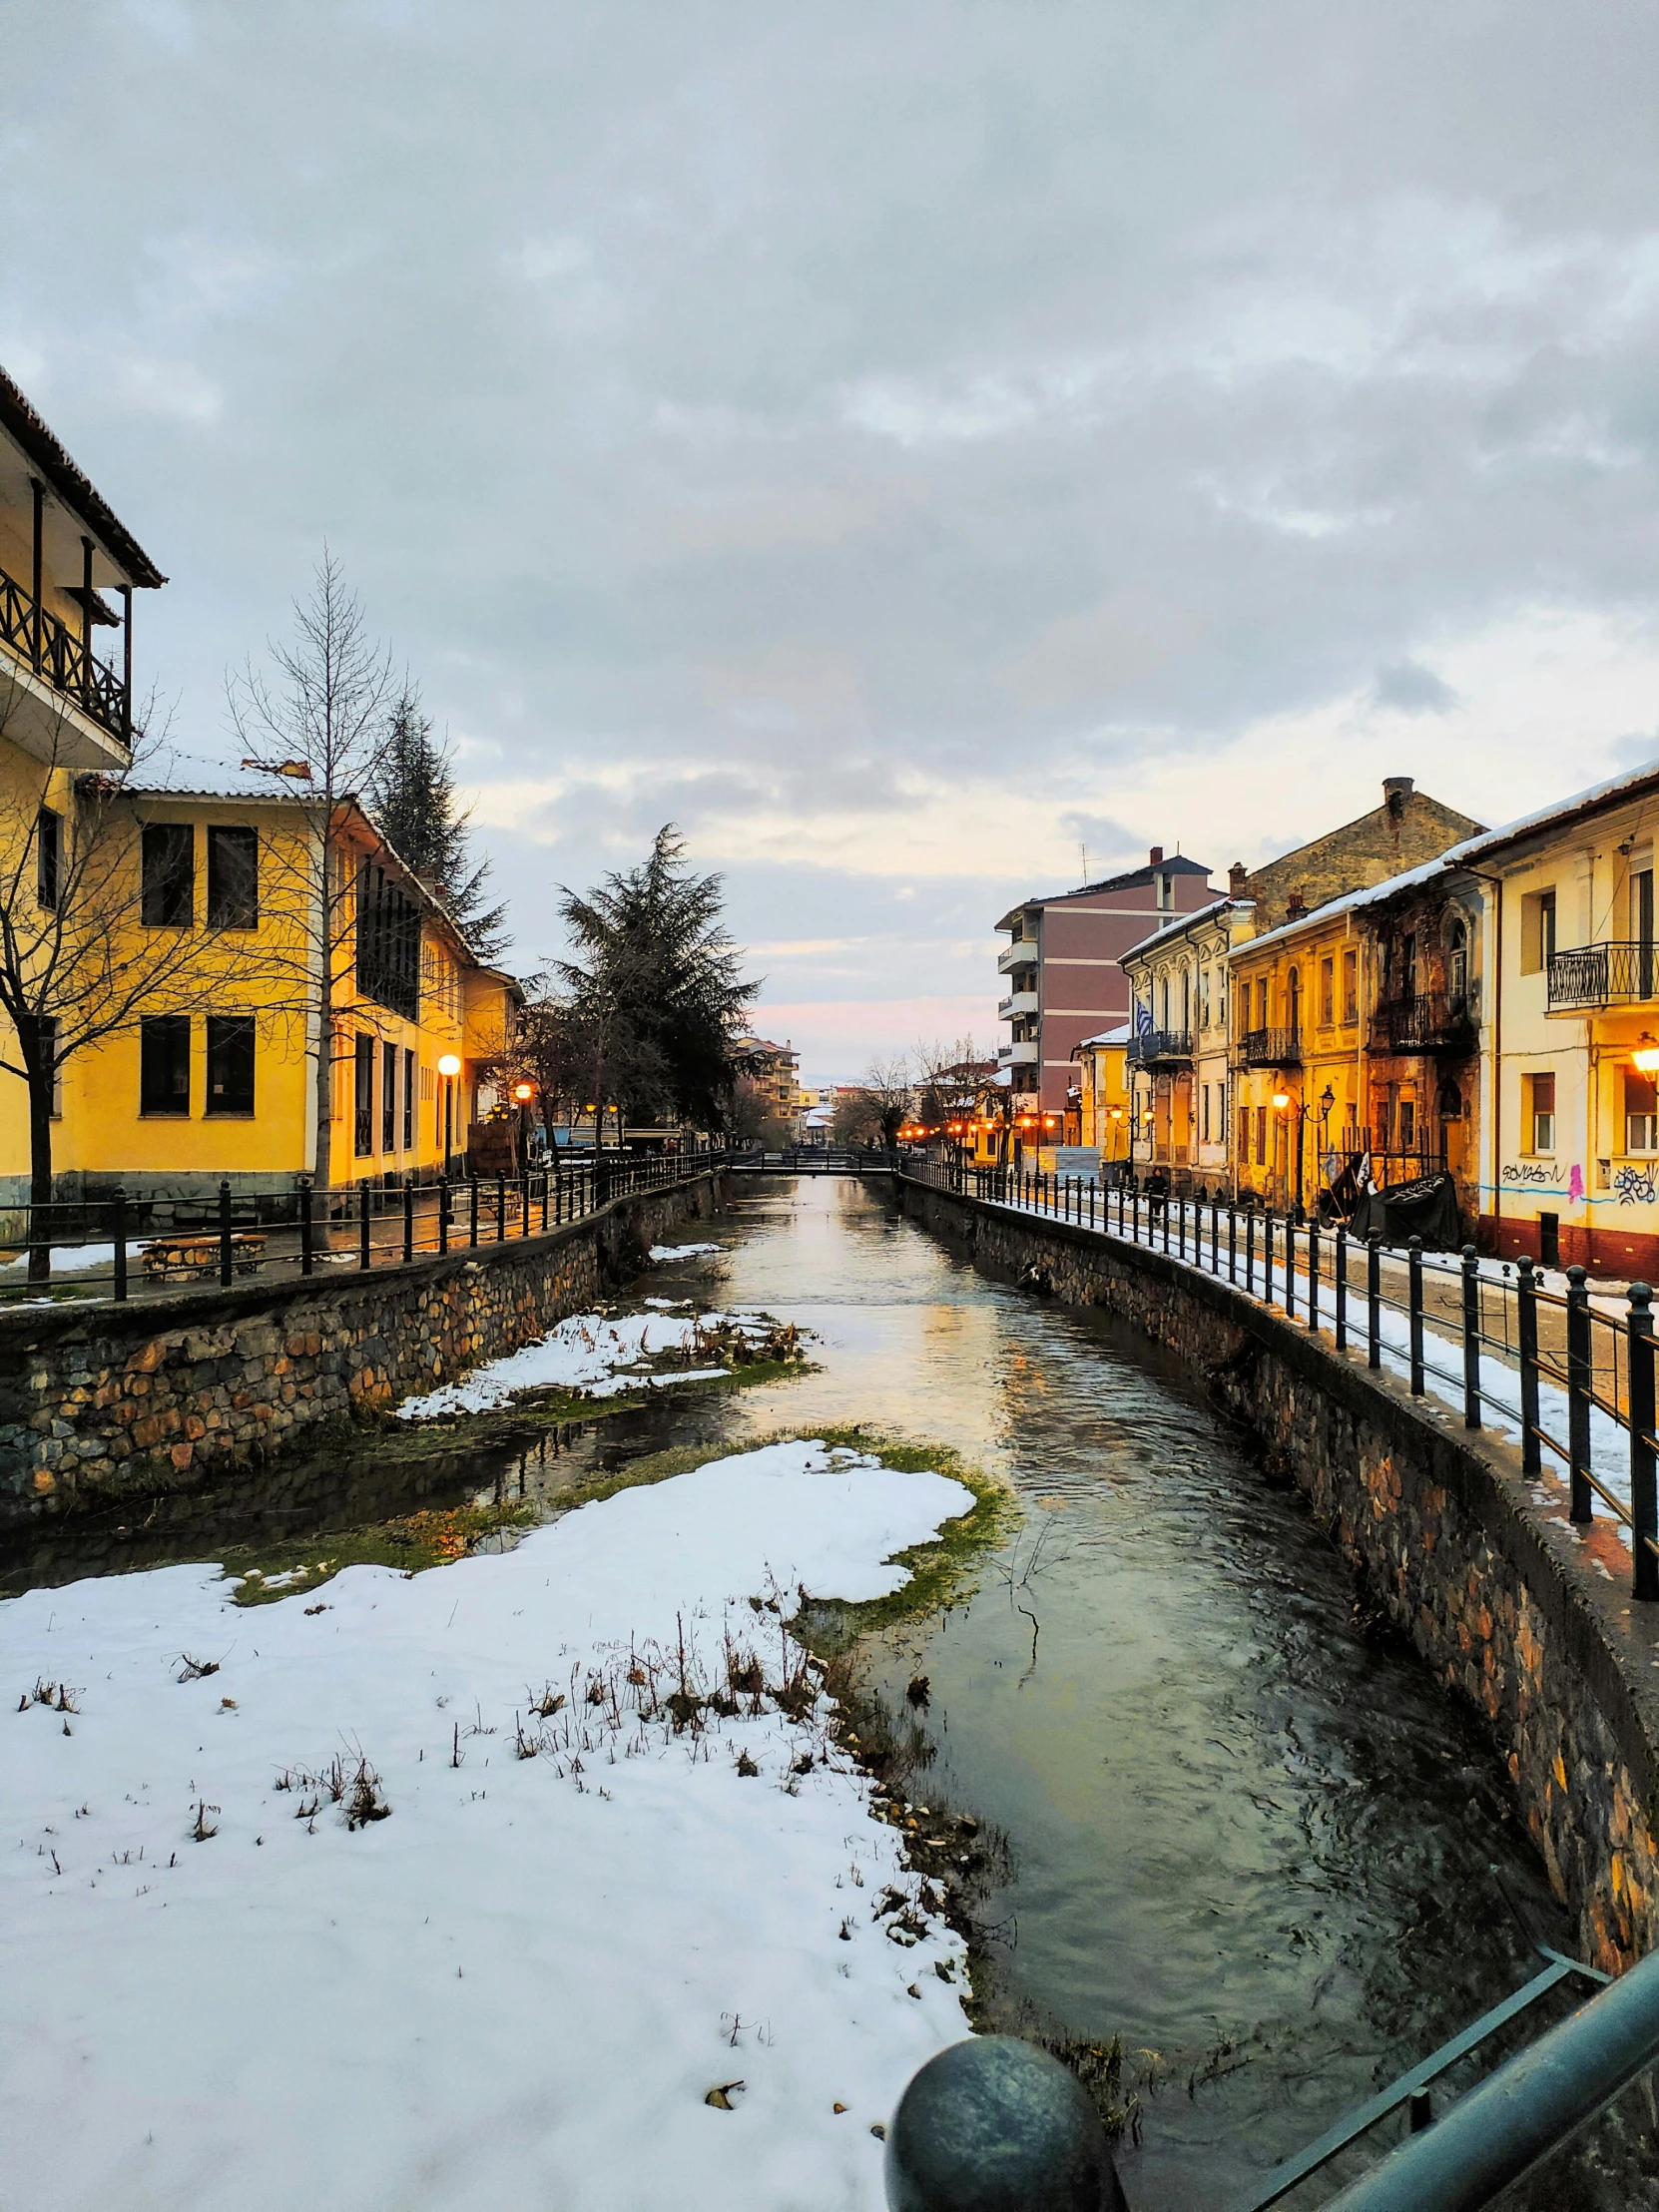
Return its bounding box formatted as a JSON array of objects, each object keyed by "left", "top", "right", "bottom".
[
  {"left": 0, "top": 558, "right": 129, "bottom": 742},
  {"left": 898, "top": 1150, "right": 1659, "bottom": 1605},
  {"left": 1373, "top": 990, "right": 1476, "bottom": 1054},
  {"left": 1233, "top": 1024, "right": 1302, "bottom": 1067},
  {"left": 0, "top": 1146, "right": 733, "bottom": 1305},
  {"left": 1548, "top": 939, "right": 1659, "bottom": 1011},
  {"left": 1126, "top": 1027, "right": 1193, "bottom": 1067}
]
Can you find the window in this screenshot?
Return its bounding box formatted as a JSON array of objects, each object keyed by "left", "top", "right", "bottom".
[
  {"left": 1527, "top": 1072, "right": 1556, "bottom": 1156},
  {"left": 355, "top": 1032, "right": 374, "bottom": 1157},
  {"left": 1520, "top": 888, "right": 1557, "bottom": 975},
  {"left": 1181, "top": 968, "right": 1191, "bottom": 1034},
  {"left": 1320, "top": 956, "right": 1335, "bottom": 1026},
  {"left": 1447, "top": 918, "right": 1468, "bottom": 1005},
  {"left": 1160, "top": 976, "right": 1169, "bottom": 1029},
  {"left": 140, "top": 1015, "right": 191, "bottom": 1114},
  {"left": 1198, "top": 966, "right": 1211, "bottom": 1030},
  {"left": 1255, "top": 1106, "right": 1267, "bottom": 1166},
  {"left": 1634, "top": 868, "right": 1655, "bottom": 947},
  {"left": 207, "top": 827, "right": 259, "bottom": 928},
  {"left": 383, "top": 1040, "right": 398, "bottom": 1152},
  {"left": 1343, "top": 948, "right": 1358, "bottom": 1024},
  {"left": 36, "top": 809, "right": 60, "bottom": 910},
  {"left": 355, "top": 861, "right": 421, "bottom": 1021},
  {"left": 206, "top": 1016, "right": 256, "bottom": 1115},
  {"left": 1157, "top": 871, "right": 1173, "bottom": 912},
  {"left": 1377, "top": 1097, "right": 1393, "bottom": 1148},
  {"left": 1256, "top": 977, "right": 1269, "bottom": 1030},
  {"left": 1629, "top": 1073, "right": 1659, "bottom": 1155},
  {"left": 1238, "top": 1104, "right": 1249, "bottom": 1161},
  {"left": 404, "top": 1047, "right": 416, "bottom": 1149},
  {"left": 1401, "top": 932, "right": 1417, "bottom": 999},
  {"left": 141, "top": 824, "right": 194, "bottom": 926},
  {"left": 1287, "top": 967, "right": 1302, "bottom": 1037},
  {"left": 1201, "top": 1084, "right": 1211, "bottom": 1144},
  {"left": 1398, "top": 1098, "right": 1416, "bottom": 1150}
]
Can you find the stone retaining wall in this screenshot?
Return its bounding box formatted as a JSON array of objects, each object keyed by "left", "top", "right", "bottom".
[
  {"left": 0, "top": 1172, "right": 725, "bottom": 1532},
  {"left": 895, "top": 1173, "right": 1659, "bottom": 1973}
]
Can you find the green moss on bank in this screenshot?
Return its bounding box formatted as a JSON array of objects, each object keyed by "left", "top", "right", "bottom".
[{"left": 224, "top": 1501, "right": 540, "bottom": 1605}]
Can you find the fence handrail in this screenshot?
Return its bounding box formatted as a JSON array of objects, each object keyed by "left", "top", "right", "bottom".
[{"left": 897, "top": 1151, "right": 1659, "bottom": 1604}]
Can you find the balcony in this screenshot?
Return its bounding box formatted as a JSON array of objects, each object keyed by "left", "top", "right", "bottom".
[
  {"left": 997, "top": 940, "right": 1039, "bottom": 977},
  {"left": 1373, "top": 991, "right": 1476, "bottom": 1055},
  {"left": 997, "top": 1040, "right": 1038, "bottom": 1067},
  {"left": 1233, "top": 1026, "right": 1302, "bottom": 1068},
  {"left": 0, "top": 561, "right": 131, "bottom": 767},
  {"left": 1547, "top": 941, "right": 1659, "bottom": 1013},
  {"left": 998, "top": 990, "right": 1038, "bottom": 1020},
  {"left": 1127, "top": 1027, "right": 1193, "bottom": 1069}
]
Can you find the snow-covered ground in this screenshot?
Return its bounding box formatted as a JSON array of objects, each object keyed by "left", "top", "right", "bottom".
[
  {"left": 0, "top": 1242, "right": 116, "bottom": 1277},
  {"left": 0, "top": 1440, "right": 975, "bottom": 2211},
  {"left": 396, "top": 1309, "right": 752, "bottom": 1418},
  {"left": 651, "top": 1242, "right": 722, "bottom": 1260}
]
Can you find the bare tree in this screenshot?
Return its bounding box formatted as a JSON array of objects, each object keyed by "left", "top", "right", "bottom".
[
  {"left": 0, "top": 684, "right": 225, "bottom": 1273},
  {"left": 852, "top": 1052, "right": 912, "bottom": 1149},
  {"left": 226, "top": 553, "right": 396, "bottom": 1193}
]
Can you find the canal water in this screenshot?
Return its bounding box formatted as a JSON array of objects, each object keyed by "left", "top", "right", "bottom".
[{"left": 7, "top": 1177, "right": 1655, "bottom": 2207}]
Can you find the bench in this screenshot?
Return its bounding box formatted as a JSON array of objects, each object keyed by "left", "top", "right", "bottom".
[{"left": 140, "top": 1233, "right": 268, "bottom": 1283}]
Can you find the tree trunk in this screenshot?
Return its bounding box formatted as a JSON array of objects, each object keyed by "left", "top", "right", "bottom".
[
  {"left": 314, "top": 992, "right": 333, "bottom": 1196},
  {"left": 26, "top": 1048, "right": 53, "bottom": 1287}
]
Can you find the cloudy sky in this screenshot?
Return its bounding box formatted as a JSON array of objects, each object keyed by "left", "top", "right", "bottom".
[{"left": 6, "top": 3, "right": 1659, "bottom": 1080}]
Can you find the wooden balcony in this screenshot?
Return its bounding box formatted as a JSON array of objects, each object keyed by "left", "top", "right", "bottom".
[{"left": 0, "top": 559, "right": 131, "bottom": 766}]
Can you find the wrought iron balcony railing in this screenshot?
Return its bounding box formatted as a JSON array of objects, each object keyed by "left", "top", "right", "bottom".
[
  {"left": 1233, "top": 1025, "right": 1302, "bottom": 1068},
  {"left": 1127, "top": 1027, "right": 1193, "bottom": 1068},
  {"left": 1548, "top": 940, "right": 1659, "bottom": 1011},
  {"left": 1373, "top": 990, "right": 1476, "bottom": 1054},
  {"left": 0, "top": 560, "right": 129, "bottom": 744}
]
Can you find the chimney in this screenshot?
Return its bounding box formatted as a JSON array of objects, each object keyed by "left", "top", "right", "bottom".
[
  {"left": 1384, "top": 775, "right": 1413, "bottom": 821},
  {"left": 1286, "top": 886, "right": 1308, "bottom": 922},
  {"left": 1228, "top": 861, "right": 1248, "bottom": 896}
]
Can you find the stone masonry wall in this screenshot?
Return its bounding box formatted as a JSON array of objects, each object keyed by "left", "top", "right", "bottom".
[
  {"left": 0, "top": 1173, "right": 724, "bottom": 1532},
  {"left": 896, "top": 1174, "right": 1659, "bottom": 1973}
]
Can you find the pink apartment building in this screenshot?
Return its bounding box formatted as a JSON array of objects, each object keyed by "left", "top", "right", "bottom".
[{"left": 996, "top": 848, "right": 1215, "bottom": 1119}]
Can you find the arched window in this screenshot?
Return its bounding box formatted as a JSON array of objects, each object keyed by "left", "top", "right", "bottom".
[
  {"left": 1287, "top": 966, "right": 1302, "bottom": 1037},
  {"left": 1448, "top": 918, "right": 1468, "bottom": 1006}
]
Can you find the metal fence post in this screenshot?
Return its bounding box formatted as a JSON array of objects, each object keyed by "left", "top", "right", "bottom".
[
  {"left": 403, "top": 1180, "right": 415, "bottom": 1265},
  {"left": 1517, "top": 1257, "right": 1540, "bottom": 1475},
  {"left": 1460, "top": 1244, "right": 1481, "bottom": 1427},
  {"left": 1176, "top": 1193, "right": 1184, "bottom": 1260},
  {"left": 1308, "top": 1220, "right": 1320, "bottom": 1333},
  {"left": 1286, "top": 1217, "right": 1297, "bottom": 1319},
  {"left": 438, "top": 1177, "right": 449, "bottom": 1257},
  {"left": 1246, "top": 1208, "right": 1255, "bottom": 1296},
  {"left": 1264, "top": 1213, "right": 1274, "bottom": 1307},
  {"left": 1368, "top": 1232, "right": 1382, "bottom": 1370},
  {"left": 1408, "top": 1237, "right": 1424, "bottom": 1393},
  {"left": 1334, "top": 1226, "right": 1347, "bottom": 1351},
  {"left": 469, "top": 1177, "right": 480, "bottom": 1248},
  {"left": 112, "top": 1186, "right": 127, "bottom": 1303},
  {"left": 496, "top": 1174, "right": 507, "bottom": 1242},
  {"left": 541, "top": 1170, "right": 550, "bottom": 1232},
  {"left": 1162, "top": 1189, "right": 1170, "bottom": 1255},
  {"left": 1228, "top": 1203, "right": 1237, "bottom": 1285},
  {"left": 1211, "top": 1199, "right": 1219, "bottom": 1277},
  {"left": 1567, "top": 1265, "right": 1593, "bottom": 1522},
  {"left": 299, "top": 1178, "right": 313, "bottom": 1277},
  {"left": 359, "top": 1182, "right": 372, "bottom": 1271},
  {"left": 219, "top": 1179, "right": 234, "bottom": 1288},
  {"left": 1630, "top": 1285, "right": 1658, "bottom": 1602}
]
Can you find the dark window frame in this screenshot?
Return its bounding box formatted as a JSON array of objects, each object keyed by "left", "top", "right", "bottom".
[
  {"left": 403, "top": 1046, "right": 415, "bottom": 1151},
  {"left": 205, "top": 1015, "right": 256, "bottom": 1117},
  {"left": 140, "top": 1014, "right": 192, "bottom": 1116},
  {"left": 354, "top": 1032, "right": 374, "bottom": 1157},
  {"left": 382, "top": 1038, "right": 398, "bottom": 1153},
  {"left": 207, "top": 826, "right": 260, "bottom": 929},
  {"left": 141, "top": 823, "right": 195, "bottom": 928},
  {"left": 36, "top": 808, "right": 61, "bottom": 910}
]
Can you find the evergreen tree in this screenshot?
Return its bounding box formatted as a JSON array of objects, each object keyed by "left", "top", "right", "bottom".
[
  {"left": 369, "top": 687, "right": 508, "bottom": 961},
  {"left": 531, "top": 826, "right": 759, "bottom": 1130}
]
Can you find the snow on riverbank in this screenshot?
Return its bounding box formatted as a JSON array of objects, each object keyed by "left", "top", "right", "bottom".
[
  {"left": 651, "top": 1240, "right": 722, "bottom": 1260},
  {"left": 396, "top": 1308, "right": 748, "bottom": 1418},
  {"left": 1, "top": 1440, "right": 975, "bottom": 2211}
]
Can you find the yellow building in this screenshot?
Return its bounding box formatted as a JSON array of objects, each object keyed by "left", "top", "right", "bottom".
[
  {"left": 1120, "top": 896, "right": 1255, "bottom": 1193},
  {"left": 1073, "top": 1024, "right": 1132, "bottom": 1168},
  {"left": 1453, "top": 759, "right": 1659, "bottom": 1277}
]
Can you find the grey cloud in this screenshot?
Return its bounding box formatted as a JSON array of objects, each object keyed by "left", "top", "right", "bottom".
[
  {"left": 4, "top": 1, "right": 1659, "bottom": 1030},
  {"left": 1373, "top": 661, "right": 1460, "bottom": 716}
]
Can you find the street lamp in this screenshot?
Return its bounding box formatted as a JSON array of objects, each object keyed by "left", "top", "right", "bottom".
[{"left": 438, "top": 1053, "right": 462, "bottom": 1179}]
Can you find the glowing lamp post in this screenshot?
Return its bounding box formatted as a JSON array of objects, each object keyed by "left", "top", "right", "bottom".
[{"left": 438, "top": 1053, "right": 462, "bottom": 1179}]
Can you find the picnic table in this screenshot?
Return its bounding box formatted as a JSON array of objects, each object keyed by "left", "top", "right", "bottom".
[{"left": 140, "top": 1233, "right": 268, "bottom": 1283}]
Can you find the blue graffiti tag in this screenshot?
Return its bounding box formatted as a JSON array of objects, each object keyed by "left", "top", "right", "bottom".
[{"left": 1614, "top": 1164, "right": 1657, "bottom": 1207}]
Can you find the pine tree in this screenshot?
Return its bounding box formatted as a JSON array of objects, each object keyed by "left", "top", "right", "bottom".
[{"left": 369, "top": 687, "right": 508, "bottom": 961}]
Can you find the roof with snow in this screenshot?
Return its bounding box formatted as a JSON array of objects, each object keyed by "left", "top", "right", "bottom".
[{"left": 1118, "top": 895, "right": 1255, "bottom": 965}]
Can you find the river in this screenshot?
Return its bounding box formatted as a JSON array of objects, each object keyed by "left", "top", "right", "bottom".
[{"left": 7, "top": 1174, "right": 1654, "bottom": 2208}]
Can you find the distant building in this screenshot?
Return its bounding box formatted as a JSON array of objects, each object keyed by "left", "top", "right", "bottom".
[
  {"left": 995, "top": 847, "right": 1215, "bottom": 1124},
  {"left": 1120, "top": 898, "right": 1256, "bottom": 1192},
  {"left": 735, "top": 1033, "right": 802, "bottom": 1139}
]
